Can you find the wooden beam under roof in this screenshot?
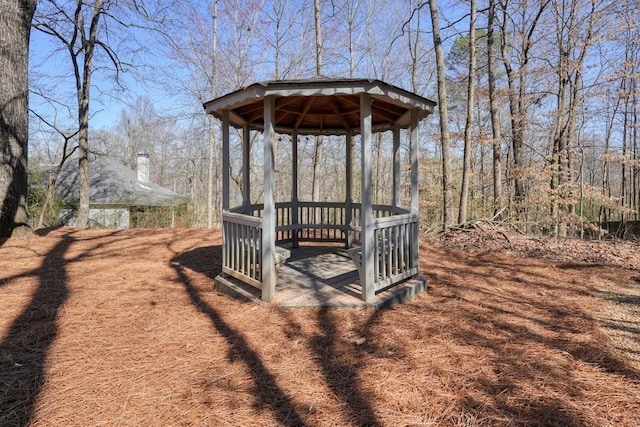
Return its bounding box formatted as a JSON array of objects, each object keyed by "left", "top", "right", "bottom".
[
  {"left": 371, "top": 97, "right": 406, "bottom": 118},
  {"left": 371, "top": 100, "right": 400, "bottom": 123},
  {"left": 337, "top": 93, "right": 405, "bottom": 124},
  {"left": 293, "top": 96, "right": 316, "bottom": 129},
  {"left": 328, "top": 97, "right": 352, "bottom": 131},
  {"left": 235, "top": 101, "right": 264, "bottom": 118},
  {"left": 335, "top": 94, "right": 360, "bottom": 109},
  {"left": 245, "top": 106, "right": 265, "bottom": 124},
  {"left": 274, "top": 96, "right": 304, "bottom": 125}
]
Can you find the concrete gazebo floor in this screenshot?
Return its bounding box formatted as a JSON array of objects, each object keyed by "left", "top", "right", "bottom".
[{"left": 214, "top": 245, "right": 427, "bottom": 309}]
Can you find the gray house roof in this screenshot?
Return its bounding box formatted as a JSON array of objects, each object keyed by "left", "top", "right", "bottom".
[{"left": 56, "top": 153, "right": 188, "bottom": 207}]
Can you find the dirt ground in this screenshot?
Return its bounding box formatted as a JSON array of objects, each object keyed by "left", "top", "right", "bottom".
[{"left": 1, "top": 227, "right": 639, "bottom": 426}]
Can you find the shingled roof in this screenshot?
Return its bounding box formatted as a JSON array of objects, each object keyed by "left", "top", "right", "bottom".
[
  {"left": 203, "top": 76, "right": 436, "bottom": 135},
  {"left": 56, "top": 153, "right": 187, "bottom": 207}
]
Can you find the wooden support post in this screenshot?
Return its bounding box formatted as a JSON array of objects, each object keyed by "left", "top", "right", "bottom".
[
  {"left": 292, "top": 129, "right": 299, "bottom": 248},
  {"left": 221, "top": 110, "right": 230, "bottom": 274},
  {"left": 242, "top": 123, "right": 250, "bottom": 207},
  {"left": 222, "top": 109, "right": 230, "bottom": 211},
  {"left": 345, "top": 130, "right": 353, "bottom": 248},
  {"left": 360, "top": 93, "right": 375, "bottom": 303},
  {"left": 392, "top": 123, "right": 401, "bottom": 211},
  {"left": 262, "top": 95, "right": 277, "bottom": 302},
  {"left": 410, "top": 109, "right": 419, "bottom": 214},
  {"left": 410, "top": 108, "right": 420, "bottom": 271}
]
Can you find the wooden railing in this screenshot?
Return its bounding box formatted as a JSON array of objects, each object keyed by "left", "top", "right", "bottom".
[
  {"left": 222, "top": 211, "right": 262, "bottom": 288},
  {"left": 231, "top": 202, "right": 408, "bottom": 245},
  {"left": 225, "top": 202, "right": 419, "bottom": 297},
  {"left": 371, "top": 213, "right": 419, "bottom": 292}
]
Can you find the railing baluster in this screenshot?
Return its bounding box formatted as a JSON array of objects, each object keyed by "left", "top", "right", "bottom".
[
  {"left": 400, "top": 223, "right": 406, "bottom": 272},
  {"left": 388, "top": 227, "right": 394, "bottom": 277}
]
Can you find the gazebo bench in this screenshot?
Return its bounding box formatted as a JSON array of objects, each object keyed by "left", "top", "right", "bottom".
[
  {"left": 276, "top": 223, "right": 359, "bottom": 245},
  {"left": 232, "top": 238, "right": 291, "bottom": 275},
  {"left": 277, "top": 224, "right": 351, "bottom": 232},
  {"left": 347, "top": 246, "right": 367, "bottom": 285},
  {"left": 274, "top": 246, "right": 291, "bottom": 271},
  {"left": 347, "top": 235, "right": 403, "bottom": 285}
]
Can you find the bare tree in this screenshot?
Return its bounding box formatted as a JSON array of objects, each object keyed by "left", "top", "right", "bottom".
[
  {"left": 263, "top": 0, "right": 314, "bottom": 80},
  {"left": 314, "top": 0, "right": 323, "bottom": 76},
  {"left": 332, "top": 0, "right": 370, "bottom": 77},
  {"left": 32, "top": 0, "right": 175, "bottom": 227},
  {"left": 499, "top": 0, "right": 550, "bottom": 223},
  {"left": 458, "top": 0, "right": 477, "bottom": 224},
  {"left": 33, "top": 0, "right": 115, "bottom": 227},
  {"left": 29, "top": 111, "right": 78, "bottom": 228},
  {"left": 549, "top": 0, "right": 598, "bottom": 236},
  {"left": 207, "top": 0, "right": 219, "bottom": 227},
  {"left": 311, "top": 0, "right": 324, "bottom": 202},
  {"left": 265, "top": 0, "right": 299, "bottom": 79},
  {"left": 0, "top": 0, "right": 36, "bottom": 237},
  {"left": 610, "top": 2, "right": 640, "bottom": 224},
  {"left": 428, "top": 0, "right": 454, "bottom": 228},
  {"left": 487, "top": 0, "right": 503, "bottom": 216}
]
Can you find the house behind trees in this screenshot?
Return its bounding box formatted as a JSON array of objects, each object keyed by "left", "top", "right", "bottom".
[{"left": 55, "top": 153, "right": 188, "bottom": 228}]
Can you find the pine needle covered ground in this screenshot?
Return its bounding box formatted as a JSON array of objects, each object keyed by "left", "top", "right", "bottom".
[{"left": 1, "top": 227, "right": 639, "bottom": 426}]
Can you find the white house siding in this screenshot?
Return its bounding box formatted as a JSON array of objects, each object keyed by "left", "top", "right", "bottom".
[
  {"left": 60, "top": 207, "right": 130, "bottom": 228},
  {"left": 89, "top": 208, "right": 130, "bottom": 229}
]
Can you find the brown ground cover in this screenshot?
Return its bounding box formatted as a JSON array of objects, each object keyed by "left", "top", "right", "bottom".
[{"left": 1, "top": 227, "right": 639, "bottom": 426}]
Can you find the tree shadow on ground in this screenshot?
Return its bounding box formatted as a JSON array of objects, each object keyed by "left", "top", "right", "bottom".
[
  {"left": 172, "top": 246, "right": 309, "bottom": 426},
  {"left": 172, "top": 245, "right": 219, "bottom": 280},
  {"left": 428, "top": 246, "right": 640, "bottom": 370},
  {"left": 33, "top": 226, "right": 66, "bottom": 237},
  {"left": 416, "top": 245, "right": 640, "bottom": 425},
  {"left": 310, "top": 306, "right": 382, "bottom": 426},
  {"left": 0, "top": 233, "right": 73, "bottom": 426},
  {"left": 175, "top": 245, "right": 381, "bottom": 425},
  {"left": 275, "top": 271, "right": 383, "bottom": 426}
]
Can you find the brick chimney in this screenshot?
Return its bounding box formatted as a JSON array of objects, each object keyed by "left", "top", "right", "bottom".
[{"left": 137, "top": 152, "right": 150, "bottom": 183}]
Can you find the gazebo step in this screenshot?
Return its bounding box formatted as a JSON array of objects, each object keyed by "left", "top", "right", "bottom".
[
  {"left": 373, "top": 276, "right": 427, "bottom": 310},
  {"left": 214, "top": 274, "right": 262, "bottom": 303}
]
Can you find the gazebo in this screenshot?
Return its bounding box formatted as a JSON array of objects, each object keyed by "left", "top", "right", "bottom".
[{"left": 204, "top": 77, "right": 435, "bottom": 305}]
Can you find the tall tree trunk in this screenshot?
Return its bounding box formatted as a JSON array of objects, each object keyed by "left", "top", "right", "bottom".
[
  {"left": 311, "top": 0, "right": 323, "bottom": 202},
  {"left": 207, "top": 0, "right": 219, "bottom": 227},
  {"left": 634, "top": 75, "right": 639, "bottom": 219},
  {"left": 621, "top": 84, "right": 629, "bottom": 222},
  {"left": 313, "top": 0, "right": 323, "bottom": 76},
  {"left": 487, "top": 0, "right": 503, "bottom": 217},
  {"left": 76, "top": 0, "right": 104, "bottom": 228},
  {"left": 428, "top": 0, "right": 454, "bottom": 229},
  {"left": 0, "top": 0, "right": 36, "bottom": 237},
  {"left": 600, "top": 84, "right": 621, "bottom": 227},
  {"left": 550, "top": 0, "right": 595, "bottom": 236},
  {"left": 458, "top": 0, "right": 476, "bottom": 224},
  {"left": 550, "top": 47, "right": 569, "bottom": 236},
  {"left": 408, "top": 0, "right": 421, "bottom": 93}
]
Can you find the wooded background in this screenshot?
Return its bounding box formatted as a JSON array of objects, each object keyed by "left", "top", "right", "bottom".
[{"left": 27, "top": 0, "right": 640, "bottom": 236}]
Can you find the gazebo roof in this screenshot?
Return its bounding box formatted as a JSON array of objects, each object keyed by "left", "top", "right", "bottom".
[{"left": 203, "top": 76, "right": 436, "bottom": 135}]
